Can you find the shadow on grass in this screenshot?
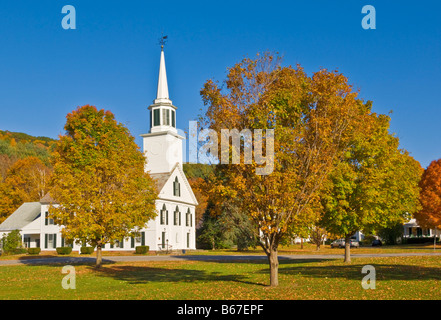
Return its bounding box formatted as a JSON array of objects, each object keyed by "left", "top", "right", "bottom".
[
  {"left": 278, "top": 263, "right": 441, "bottom": 281},
  {"left": 93, "top": 264, "right": 263, "bottom": 287},
  {"left": 16, "top": 255, "right": 116, "bottom": 267},
  {"left": 91, "top": 258, "right": 336, "bottom": 288}
]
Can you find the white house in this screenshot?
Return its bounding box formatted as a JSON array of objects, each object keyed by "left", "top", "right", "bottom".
[{"left": 0, "top": 46, "right": 198, "bottom": 252}]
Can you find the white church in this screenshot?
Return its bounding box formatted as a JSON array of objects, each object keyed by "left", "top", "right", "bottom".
[{"left": 0, "top": 47, "right": 198, "bottom": 253}]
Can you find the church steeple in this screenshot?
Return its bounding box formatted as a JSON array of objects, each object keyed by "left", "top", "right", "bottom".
[
  {"left": 155, "top": 47, "right": 170, "bottom": 104},
  {"left": 148, "top": 44, "right": 177, "bottom": 134},
  {"left": 142, "top": 41, "right": 184, "bottom": 174}
]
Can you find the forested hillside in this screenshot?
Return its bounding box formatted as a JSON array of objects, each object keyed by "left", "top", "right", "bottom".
[{"left": 0, "top": 130, "right": 55, "bottom": 223}]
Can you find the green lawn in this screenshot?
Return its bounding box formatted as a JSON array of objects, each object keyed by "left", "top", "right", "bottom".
[{"left": 1, "top": 256, "right": 440, "bottom": 300}]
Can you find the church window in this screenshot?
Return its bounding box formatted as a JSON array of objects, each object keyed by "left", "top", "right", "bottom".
[
  {"left": 186, "top": 208, "right": 192, "bottom": 227},
  {"left": 162, "top": 109, "right": 170, "bottom": 126},
  {"left": 173, "top": 177, "right": 181, "bottom": 197},
  {"left": 160, "top": 204, "right": 168, "bottom": 225},
  {"left": 174, "top": 206, "right": 180, "bottom": 225},
  {"left": 171, "top": 110, "right": 175, "bottom": 127},
  {"left": 153, "top": 109, "right": 160, "bottom": 126}
]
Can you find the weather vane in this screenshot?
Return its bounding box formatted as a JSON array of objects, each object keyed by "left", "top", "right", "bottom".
[{"left": 159, "top": 33, "right": 168, "bottom": 49}]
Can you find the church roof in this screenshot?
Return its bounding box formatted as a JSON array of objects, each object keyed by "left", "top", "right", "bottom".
[
  {"left": 150, "top": 172, "right": 172, "bottom": 193},
  {"left": 0, "top": 202, "right": 41, "bottom": 231}
]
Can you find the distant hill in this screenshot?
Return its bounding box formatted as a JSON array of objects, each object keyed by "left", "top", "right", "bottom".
[
  {"left": 183, "top": 163, "right": 215, "bottom": 180},
  {"left": 0, "top": 130, "right": 55, "bottom": 180},
  {"left": 0, "top": 130, "right": 55, "bottom": 147}
]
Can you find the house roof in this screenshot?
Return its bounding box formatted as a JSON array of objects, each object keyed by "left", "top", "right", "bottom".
[
  {"left": 40, "top": 193, "right": 56, "bottom": 204},
  {"left": 0, "top": 202, "right": 41, "bottom": 231}
]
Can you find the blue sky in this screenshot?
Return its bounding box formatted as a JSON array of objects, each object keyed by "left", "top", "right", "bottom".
[{"left": 0, "top": 0, "right": 440, "bottom": 168}]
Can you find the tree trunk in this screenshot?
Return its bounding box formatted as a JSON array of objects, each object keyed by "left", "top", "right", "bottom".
[
  {"left": 300, "top": 238, "right": 303, "bottom": 249},
  {"left": 344, "top": 234, "right": 351, "bottom": 263},
  {"left": 316, "top": 243, "right": 320, "bottom": 251},
  {"left": 267, "top": 248, "right": 279, "bottom": 287},
  {"left": 96, "top": 244, "right": 103, "bottom": 268}
]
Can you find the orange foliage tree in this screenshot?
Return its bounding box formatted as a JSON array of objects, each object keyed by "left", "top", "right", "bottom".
[
  {"left": 0, "top": 156, "right": 52, "bottom": 223},
  {"left": 415, "top": 159, "right": 441, "bottom": 229},
  {"left": 200, "top": 52, "right": 368, "bottom": 286},
  {"left": 49, "top": 106, "right": 157, "bottom": 267}
]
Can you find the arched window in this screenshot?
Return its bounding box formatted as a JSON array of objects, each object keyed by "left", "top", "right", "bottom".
[
  {"left": 174, "top": 206, "right": 180, "bottom": 226},
  {"left": 186, "top": 208, "right": 192, "bottom": 227},
  {"left": 173, "top": 177, "right": 181, "bottom": 196},
  {"left": 160, "top": 204, "right": 168, "bottom": 225}
]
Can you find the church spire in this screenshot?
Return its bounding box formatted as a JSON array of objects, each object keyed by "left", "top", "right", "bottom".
[
  {"left": 155, "top": 47, "right": 170, "bottom": 103},
  {"left": 148, "top": 38, "right": 177, "bottom": 134},
  {"left": 155, "top": 35, "right": 171, "bottom": 105}
]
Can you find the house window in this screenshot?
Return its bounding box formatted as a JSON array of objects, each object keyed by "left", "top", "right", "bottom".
[
  {"left": 45, "top": 212, "right": 54, "bottom": 225},
  {"left": 173, "top": 177, "right": 180, "bottom": 197},
  {"left": 45, "top": 233, "right": 57, "bottom": 249},
  {"left": 24, "top": 237, "right": 31, "bottom": 248}
]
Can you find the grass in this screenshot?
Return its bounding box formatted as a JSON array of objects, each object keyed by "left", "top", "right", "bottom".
[
  {"left": 1, "top": 255, "right": 441, "bottom": 300},
  {"left": 1, "top": 242, "right": 440, "bottom": 261}
]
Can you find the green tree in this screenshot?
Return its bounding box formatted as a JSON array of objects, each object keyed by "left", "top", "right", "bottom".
[
  {"left": 377, "top": 222, "right": 405, "bottom": 245},
  {"left": 49, "top": 105, "right": 158, "bottom": 268},
  {"left": 1, "top": 229, "right": 23, "bottom": 255},
  {"left": 319, "top": 109, "right": 422, "bottom": 262}
]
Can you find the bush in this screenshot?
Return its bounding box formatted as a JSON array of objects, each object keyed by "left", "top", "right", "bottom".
[
  {"left": 56, "top": 247, "right": 73, "bottom": 255},
  {"left": 27, "top": 247, "right": 41, "bottom": 255},
  {"left": 135, "top": 245, "right": 149, "bottom": 254},
  {"left": 80, "top": 246, "right": 95, "bottom": 254},
  {"left": 403, "top": 237, "right": 439, "bottom": 244},
  {"left": 1, "top": 230, "right": 23, "bottom": 255}
]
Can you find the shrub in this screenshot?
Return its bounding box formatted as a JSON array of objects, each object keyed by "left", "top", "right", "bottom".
[
  {"left": 1, "top": 230, "right": 23, "bottom": 255},
  {"left": 403, "top": 237, "right": 439, "bottom": 244},
  {"left": 135, "top": 245, "right": 149, "bottom": 254},
  {"left": 80, "top": 246, "right": 95, "bottom": 254},
  {"left": 27, "top": 247, "right": 41, "bottom": 255},
  {"left": 56, "top": 247, "right": 73, "bottom": 255}
]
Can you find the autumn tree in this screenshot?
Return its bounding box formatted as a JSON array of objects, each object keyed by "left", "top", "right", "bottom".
[
  {"left": 49, "top": 105, "right": 157, "bottom": 267},
  {"left": 319, "top": 110, "right": 422, "bottom": 262},
  {"left": 415, "top": 159, "right": 441, "bottom": 231},
  {"left": 201, "top": 53, "right": 367, "bottom": 286},
  {"left": 0, "top": 156, "right": 52, "bottom": 223}
]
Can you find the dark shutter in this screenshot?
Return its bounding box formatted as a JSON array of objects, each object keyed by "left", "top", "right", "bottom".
[
  {"left": 120, "top": 238, "right": 124, "bottom": 249},
  {"left": 131, "top": 237, "right": 135, "bottom": 248},
  {"left": 45, "top": 212, "right": 48, "bottom": 225},
  {"left": 141, "top": 232, "right": 145, "bottom": 246},
  {"left": 172, "top": 110, "right": 175, "bottom": 127},
  {"left": 53, "top": 234, "right": 57, "bottom": 248},
  {"left": 166, "top": 211, "right": 169, "bottom": 225},
  {"left": 153, "top": 109, "right": 160, "bottom": 126},
  {"left": 61, "top": 237, "right": 65, "bottom": 247},
  {"left": 45, "top": 234, "right": 48, "bottom": 249}
]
